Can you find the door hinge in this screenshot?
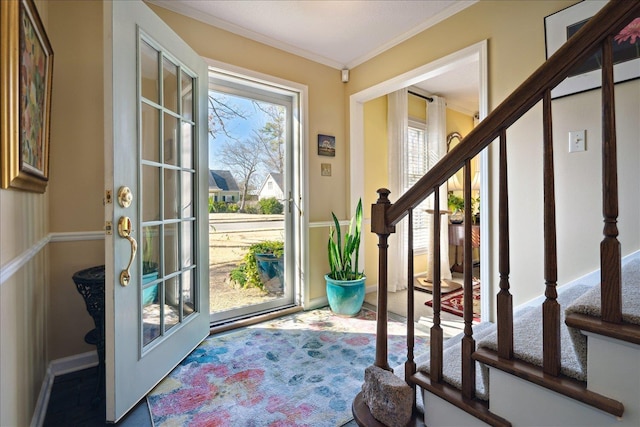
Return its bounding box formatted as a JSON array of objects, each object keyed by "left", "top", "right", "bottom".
[
  {"left": 105, "top": 221, "right": 113, "bottom": 235},
  {"left": 105, "top": 190, "right": 113, "bottom": 205}
]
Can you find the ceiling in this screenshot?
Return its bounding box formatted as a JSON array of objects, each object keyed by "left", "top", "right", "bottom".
[{"left": 148, "top": 0, "right": 479, "bottom": 113}]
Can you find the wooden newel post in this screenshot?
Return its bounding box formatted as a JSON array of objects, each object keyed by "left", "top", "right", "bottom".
[{"left": 372, "top": 188, "right": 395, "bottom": 371}]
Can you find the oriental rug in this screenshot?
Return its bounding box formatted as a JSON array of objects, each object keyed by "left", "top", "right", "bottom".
[
  {"left": 147, "top": 307, "right": 428, "bottom": 427},
  {"left": 426, "top": 282, "right": 481, "bottom": 321}
]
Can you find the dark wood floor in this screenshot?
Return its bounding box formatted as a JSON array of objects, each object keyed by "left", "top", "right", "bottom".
[{"left": 43, "top": 366, "right": 151, "bottom": 426}]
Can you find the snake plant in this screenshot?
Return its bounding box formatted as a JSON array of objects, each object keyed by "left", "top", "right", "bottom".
[{"left": 328, "top": 198, "right": 364, "bottom": 281}]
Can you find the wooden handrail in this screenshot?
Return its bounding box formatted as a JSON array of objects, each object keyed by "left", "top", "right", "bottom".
[{"left": 384, "top": 0, "right": 640, "bottom": 227}]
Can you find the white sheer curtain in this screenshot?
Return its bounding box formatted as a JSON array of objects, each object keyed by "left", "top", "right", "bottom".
[
  {"left": 425, "top": 95, "right": 452, "bottom": 282},
  {"left": 387, "top": 89, "right": 408, "bottom": 292}
]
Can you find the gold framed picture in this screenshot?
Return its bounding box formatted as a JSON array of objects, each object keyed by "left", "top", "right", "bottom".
[{"left": 1, "top": 0, "right": 54, "bottom": 192}]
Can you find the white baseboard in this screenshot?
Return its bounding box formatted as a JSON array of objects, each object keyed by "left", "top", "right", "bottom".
[
  {"left": 30, "top": 365, "right": 54, "bottom": 427},
  {"left": 30, "top": 351, "right": 98, "bottom": 427},
  {"left": 50, "top": 350, "right": 99, "bottom": 376}
]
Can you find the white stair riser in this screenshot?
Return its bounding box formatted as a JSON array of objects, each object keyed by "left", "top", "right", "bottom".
[
  {"left": 422, "top": 390, "right": 491, "bottom": 427},
  {"left": 585, "top": 332, "right": 640, "bottom": 418},
  {"left": 488, "top": 368, "right": 627, "bottom": 426}
]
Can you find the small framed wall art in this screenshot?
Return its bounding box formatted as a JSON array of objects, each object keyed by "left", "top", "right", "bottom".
[
  {"left": 1, "top": 0, "right": 54, "bottom": 192},
  {"left": 317, "top": 134, "right": 335, "bottom": 157}
]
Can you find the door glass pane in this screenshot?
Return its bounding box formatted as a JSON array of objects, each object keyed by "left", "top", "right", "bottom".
[
  {"left": 181, "top": 73, "right": 193, "bottom": 121},
  {"left": 164, "top": 169, "right": 179, "bottom": 220},
  {"left": 182, "top": 271, "right": 195, "bottom": 318},
  {"left": 164, "top": 223, "right": 179, "bottom": 276},
  {"left": 141, "top": 103, "right": 159, "bottom": 162},
  {"left": 162, "top": 56, "right": 178, "bottom": 113},
  {"left": 163, "top": 113, "right": 179, "bottom": 166},
  {"left": 181, "top": 122, "right": 193, "bottom": 169},
  {"left": 164, "top": 276, "right": 180, "bottom": 332},
  {"left": 181, "top": 172, "right": 193, "bottom": 218},
  {"left": 140, "top": 41, "right": 158, "bottom": 104},
  {"left": 142, "top": 166, "right": 160, "bottom": 221},
  {"left": 181, "top": 220, "right": 193, "bottom": 268},
  {"left": 142, "top": 225, "right": 160, "bottom": 274},
  {"left": 142, "top": 289, "right": 161, "bottom": 346}
]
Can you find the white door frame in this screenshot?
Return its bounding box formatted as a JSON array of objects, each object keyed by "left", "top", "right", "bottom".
[{"left": 349, "top": 40, "right": 490, "bottom": 320}]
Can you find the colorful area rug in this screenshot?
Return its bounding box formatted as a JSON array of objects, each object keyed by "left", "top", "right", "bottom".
[
  {"left": 426, "top": 282, "right": 481, "bottom": 321},
  {"left": 147, "top": 307, "right": 428, "bottom": 427}
]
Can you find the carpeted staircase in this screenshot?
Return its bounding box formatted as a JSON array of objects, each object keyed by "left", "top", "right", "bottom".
[{"left": 409, "top": 257, "right": 640, "bottom": 425}]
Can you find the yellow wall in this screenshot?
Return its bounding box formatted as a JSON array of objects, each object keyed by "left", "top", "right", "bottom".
[{"left": 46, "top": 0, "right": 106, "bottom": 361}]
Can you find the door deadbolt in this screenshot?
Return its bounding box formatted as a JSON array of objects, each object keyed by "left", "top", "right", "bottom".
[{"left": 117, "top": 186, "right": 133, "bottom": 208}]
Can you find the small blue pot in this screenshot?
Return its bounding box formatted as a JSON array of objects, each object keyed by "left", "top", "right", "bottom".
[{"left": 325, "top": 274, "right": 366, "bottom": 317}]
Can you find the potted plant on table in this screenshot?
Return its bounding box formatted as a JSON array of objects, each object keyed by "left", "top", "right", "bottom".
[{"left": 325, "top": 198, "right": 366, "bottom": 316}]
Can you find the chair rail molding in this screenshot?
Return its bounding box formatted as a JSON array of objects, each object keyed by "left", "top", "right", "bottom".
[{"left": 0, "top": 230, "right": 104, "bottom": 287}]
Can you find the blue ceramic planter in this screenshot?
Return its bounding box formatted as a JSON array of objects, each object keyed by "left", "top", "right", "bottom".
[
  {"left": 142, "top": 271, "right": 158, "bottom": 305},
  {"left": 325, "top": 274, "right": 366, "bottom": 317}
]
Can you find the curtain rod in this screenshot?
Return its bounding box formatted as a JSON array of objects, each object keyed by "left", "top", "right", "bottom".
[{"left": 408, "top": 90, "right": 433, "bottom": 103}]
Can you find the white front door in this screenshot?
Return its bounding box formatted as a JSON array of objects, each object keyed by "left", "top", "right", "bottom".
[{"left": 103, "top": 1, "right": 209, "bottom": 422}]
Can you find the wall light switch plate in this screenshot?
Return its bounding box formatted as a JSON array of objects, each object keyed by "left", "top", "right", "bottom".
[{"left": 569, "top": 130, "right": 586, "bottom": 153}]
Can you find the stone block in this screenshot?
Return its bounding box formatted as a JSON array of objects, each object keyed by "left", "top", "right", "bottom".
[{"left": 362, "top": 365, "right": 412, "bottom": 426}]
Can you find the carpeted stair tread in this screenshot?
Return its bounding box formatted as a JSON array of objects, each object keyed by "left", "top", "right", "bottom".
[
  {"left": 565, "top": 258, "right": 640, "bottom": 324},
  {"left": 414, "top": 320, "right": 502, "bottom": 401},
  {"left": 477, "top": 284, "right": 592, "bottom": 388},
  {"left": 564, "top": 258, "right": 640, "bottom": 373}
]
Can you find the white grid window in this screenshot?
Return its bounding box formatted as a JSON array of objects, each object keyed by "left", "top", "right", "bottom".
[{"left": 405, "top": 120, "right": 429, "bottom": 251}]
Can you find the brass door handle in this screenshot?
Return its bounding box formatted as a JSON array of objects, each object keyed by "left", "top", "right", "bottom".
[{"left": 118, "top": 216, "right": 138, "bottom": 286}]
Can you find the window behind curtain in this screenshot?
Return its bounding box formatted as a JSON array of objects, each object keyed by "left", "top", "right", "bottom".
[{"left": 406, "top": 120, "right": 429, "bottom": 251}]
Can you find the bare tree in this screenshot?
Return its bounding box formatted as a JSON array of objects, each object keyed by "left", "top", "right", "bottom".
[
  {"left": 220, "top": 136, "right": 262, "bottom": 211},
  {"left": 253, "top": 102, "right": 286, "bottom": 174},
  {"left": 208, "top": 92, "right": 247, "bottom": 140}
]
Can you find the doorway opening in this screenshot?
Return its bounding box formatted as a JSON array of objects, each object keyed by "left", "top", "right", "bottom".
[
  {"left": 350, "top": 41, "right": 489, "bottom": 322},
  {"left": 207, "top": 68, "right": 304, "bottom": 325}
]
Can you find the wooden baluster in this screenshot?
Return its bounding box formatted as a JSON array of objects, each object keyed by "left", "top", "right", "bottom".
[
  {"left": 372, "top": 189, "right": 395, "bottom": 371},
  {"left": 542, "top": 89, "right": 561, "bottom": 376},
  {"left": 600, "top": 35, "right": 622, "bottom": 323},
  {"left": 497, "top": 129, "right": 514, "bottom": 359},
  {"left": 462, "top": 160, "right": 476, "bottom": 399},
  {"left": 406, "top": 209, "right": 417, "bottom": 410},
  {"left": 430, "top": 185, "right": 443, "bottom": 382}
]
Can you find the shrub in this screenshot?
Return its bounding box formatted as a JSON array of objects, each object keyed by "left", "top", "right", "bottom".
[
  {"left": 227, "top": 203, "right": 239, "bottom": 213},
  {"left": 258, "top": 197, "right": 284, "bottom": 214},
  {"left": 244, "top": 205, "right": 259, "bottom": 214},
  {"left": 209, "top": 201, "right": 228, "bottom": 213},
  {"left": 229, "top": 240, "right": 284, "bottom": 290}
]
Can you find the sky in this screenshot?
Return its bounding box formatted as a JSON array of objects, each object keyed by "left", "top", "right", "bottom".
[
  {"left": 208, "top": 93, "right": 263, "bottom": 171},
  {"left": 208, "top": 91, "right": 281, "bottom": 193}
]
